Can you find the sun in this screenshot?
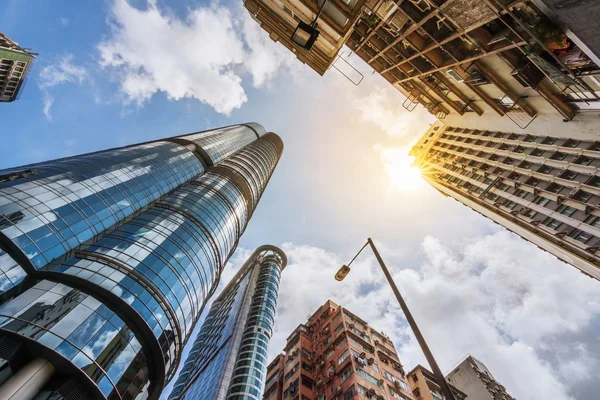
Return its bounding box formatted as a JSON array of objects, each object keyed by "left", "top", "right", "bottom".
[{"left": 379, "top": 148, "right": 424, "bottom": 191}]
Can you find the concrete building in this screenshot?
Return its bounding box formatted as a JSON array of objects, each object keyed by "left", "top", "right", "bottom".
[
  {"left": 263, "top": 300, "right": 414, "bottom": 400},
  {"left": 169, "top": 246, "right": 287, "bottom": 400},
  {"left": 446, "top": 356, "right": 516, "bottom": 400},
  {"left": 0, "top": 32, "right": 35, "bottom": 102},
  {"left": 410, "top": 120, "right": 600, "bottom": 280},
  {"left": 246, "top": 0, "right": 600, "bottom": 135},
  {"left": 407, "top": 365, "right": 466, "bottom": 400},
  {"left": 0, "top": 123, "right": 282, "bottom": 399}
]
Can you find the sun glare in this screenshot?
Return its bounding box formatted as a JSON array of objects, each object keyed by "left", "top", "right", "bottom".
[{"left": 379, "top": 148, "right": 424, "bottom": 191}]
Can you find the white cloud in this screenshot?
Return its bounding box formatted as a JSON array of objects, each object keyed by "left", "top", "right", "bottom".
[
  {"left": 264, "top": 232, "right": 600, "bottom": 400},
  {"left": 38, "top": 54, "right": 87, "bottom": 119},
  {"left": 356, "top": 90, "right": 435, "bottom": 139},
  {"left": 98, "top": 0, "right": 293, "bottom": 115}
]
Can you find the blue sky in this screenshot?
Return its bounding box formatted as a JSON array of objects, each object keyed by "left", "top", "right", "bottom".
[{"left": 2, "top": 1, "right": 600, "bottom": 399}]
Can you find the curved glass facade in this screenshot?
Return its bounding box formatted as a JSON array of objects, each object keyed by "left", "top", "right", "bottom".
[
  {"left": 0, "top": 141, "right": 203, "bottom": 270},
  {"left": 170, "top": 247, "right": 286, "bottom": 400},
  {"left": 227, "top": 254, "right": 282, "bottom": 400},
  {"left": 0, "top": 125, "right": 282, "bottom": 400},
  {"left": 0, "top": 280, "right": 149, "bottom": 400},
  {"left": 176, "top": 125, "right": 259, "bottom": 165},
  {"left": 216, "top": 133, "right": 283, "bottom": 209}
]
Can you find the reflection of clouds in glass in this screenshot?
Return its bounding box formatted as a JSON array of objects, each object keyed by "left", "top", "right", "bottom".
[{"left": 81, "top": 326, "right": 119, "bottom": 360}]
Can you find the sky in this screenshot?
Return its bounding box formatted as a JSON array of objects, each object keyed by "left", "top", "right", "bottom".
[{"left": 1, "top": 1, "right": 599, "bottom": 399}]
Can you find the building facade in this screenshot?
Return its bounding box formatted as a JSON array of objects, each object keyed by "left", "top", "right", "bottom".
[
  {"left": 446, "top": 356, "right": 515, "bottom": 400},
  {"left": 263, "top": 300, "right": 414, "bottom": 400},
  {"left": 0, "top": 123, "right": 283, "bottom": 400},
  {"left": 410, "top": 120, "right": 600, "bottom": 280},
  {"left": 169, "top": 245, "right": 287, "bottom": 400},
  {"left": 0, "top": 32, "right": 35, "bottom": 102},
  {"left": 247, "top": 0, "right": 600, "bottom": 135},
  {"left": 406, "top": 365, "right": 466, "bottom": 400}
]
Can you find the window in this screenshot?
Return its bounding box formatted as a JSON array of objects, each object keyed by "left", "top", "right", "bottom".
[
  {"left": 356, "top": 369, "right": 382, "bottom": 386},
  {"left": 588, "top": 141, "right": 600, "bottom": 151},
  {"left": 301, "top": 375, "right": 314, "bottom": 389},
  {"left": 560, "top": 170, "right": 578, "bottom": 180},
  {"left": 569, "top": 230, "right": 593, "bottom": 243},
  {"left": 524, "top": 209, "right": 537, "bottom": 219},
  {"left": 542, "top": 137, "right": 556, "bottom": 145},
  {"left": 524, "top": 135, "right": 535, "bottom": 142},
  {"left": 371, "top": 363, "right": 379, "bottom": 372},
  {"left": 530, "top": 148, "right": 544, "bottom": 157},
  {"left": 343, "top": 386, "right": 356, "bottom": 400},
  {"left": 556, "top": 205, "right": 577, "bottom": 217},
  {"left": 575, "top": 156, "right": 594, "bottom": 166},
  {"left": 334, "top": 323, "right": 343, "bottom": 335},
  {"left": 573, "top": 190, "right": 592, "bottom": 203},
  {"left": 546, "top": 183, "right": 564, "bottom": 194},
  {"left": 514, "top": 189, "right": 528, "bottom": 198},
  {"left": 526, "top": 177, "right": 541, "bottom": 186},
  {"left": 584, "top": 215, "right": 600, "bottom": 229},
  {"left": 586, "top": 176, "right": 600, "bottom": 188},
  {"left": 538, "top": 165, "right": 553, "bottom": 174},
  {"left": 533, "top": 196, "right": 551, "bottom": 207},
  {"left": 340, "top": 367, "right": 352, "bottom": 383},
  {"left": 551, "top": 151, "right": 567, "bottom": 160},
  {"left": 503, "top": 200, "right": 517, "bottom": 209},
  {"left": 563, "top": 139, "right": 580, "bottom": 148},
  {"left": 383, "top": 370, "right": 396, "bottom": 382},
  {"left": 338, "top": 350, "right": 350, "bottom": 365},
  {"left": 358, "top": 385, "right": 370, "bottom": 396},
  {"left": 519, "top": 160, "right": 532, "bottom": 169},
  {"left": 332, "top": 311, "right": 341, "bottom": 321},
  {"left": 508, "top": 172, "right": 521, "bottom": 180},
  {"left": 514, "top": 146, "right": 525, "bottom": 153},
  {"left": 543, "top": 218, "right": 562, "bottom": 230}
]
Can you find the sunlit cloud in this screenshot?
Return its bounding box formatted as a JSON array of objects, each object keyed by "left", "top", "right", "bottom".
[{"left": 374, "top": 145, "right": 425, "bottom": 191}]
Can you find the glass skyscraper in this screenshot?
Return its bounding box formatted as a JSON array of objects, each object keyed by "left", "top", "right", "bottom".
[
  {"left": 0, "top": 123, "right": 283, "bottom": 400},
  {"left": 169, "top": 245, "right": 286, "bottom": 400}
]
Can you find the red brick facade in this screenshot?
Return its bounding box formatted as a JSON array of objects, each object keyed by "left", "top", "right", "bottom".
[{"left": 264, "top": 300, "right": 414, "bottom": 400}]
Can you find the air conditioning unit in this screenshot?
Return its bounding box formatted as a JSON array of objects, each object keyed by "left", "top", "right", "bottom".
[
  {"left": 569, "top": 188, "right": 580, "bottom": 197},
  {"left": 447, "top": 69, "right": 464, "bottom": 83},
  {"left": 335, "top": 386, "right": 342, "bottom": 393}
]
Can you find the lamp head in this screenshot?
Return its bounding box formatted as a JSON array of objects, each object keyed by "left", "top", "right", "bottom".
[
  {"left": 291, "top": 21, "right": 320, "bottom": 50},
  {"left": 335, "top": 264, "right": 351, "bottom": 281}
]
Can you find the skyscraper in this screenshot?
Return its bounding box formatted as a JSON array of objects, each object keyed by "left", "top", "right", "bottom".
[
  {"left": 446, "top": 355, "right": 516, "bottom": 400},
  {"left": 169, "top": 245, "right": 287, "bottom": 400},
  {"left": 264, "top": 300, "right": 413, "bottom": 400},
  {"left": 0, "top": 123, "right": 283, "bottom": 400},
  {"left": 410, "top": 120, "right": 600, "bottom": 280},
  {"left": 0, "top": 32, "right": 36, "bottom": 102}
]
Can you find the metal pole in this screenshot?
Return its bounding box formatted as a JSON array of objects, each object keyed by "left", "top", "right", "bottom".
[{"left": 367, "top": 238, "right": 456, "bottom": 400}]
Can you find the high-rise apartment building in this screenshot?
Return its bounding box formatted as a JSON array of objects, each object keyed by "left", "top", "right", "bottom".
[
  {"left": 410, "top": 120, "right": 600, "bottom": 280},
  {"left": 169, "top": 245, "right": 287, "bottom": 400},
  {"left": 246, "top": 1, "right": 600, "bottom": 134},
  {"left": 0, "top": 32, "right": 36, "bottom": 102},
  {"left": 0, "top": 123, "right": 282, "bottom": 400},
  {"left": 406, "top": 365, "right": 466, "bottom": 400},
  {"left": 446, "top": 356, "right": 516, "bottom": 400},
  {"left": 263, "top": 300, "right": 413, "bottom": 400}
]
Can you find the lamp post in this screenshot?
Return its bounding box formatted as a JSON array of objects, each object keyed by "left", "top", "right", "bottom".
[
  {"left": 335, "top": 238, "right": 456, "bottom": 400},
  {"left": 290, "top": 0, "right": 328, "bottom": 50}
]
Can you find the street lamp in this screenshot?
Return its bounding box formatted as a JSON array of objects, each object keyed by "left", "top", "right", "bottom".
[
  {"left": 290, "top": 0, "right": 328, "bottom": 51},
  {"left": 335, "top": 238, "right": 456, "bottom": 400}
]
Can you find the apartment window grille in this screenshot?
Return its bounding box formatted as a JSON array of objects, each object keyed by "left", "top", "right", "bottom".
[
  {"left": 489, "top": 154, "right": 499, "bottom": 161},
  {"left": 502, "top": 158, "right": 515, "bottom": 165},
  {"left": 588, "top": 141, "right": 600, "bottom": 151},
  {"left": 543, "top": 218, "right": 562, "bottom": 230},
  {"left": 498, "top": 183, "right": 511, "bottom": 191},
  {"left": 547, "top": 183, "right": 564, "bottom": 194},
  {"left": 499, "top": 143, "right": 510, "bottom": 150},
  {"left": 556, "top": 205, "right": 577, "bottom": 217},
  {"left": 560, "top": 170, "right": 578, "bottom": 181},
  {"left": 526, "top": 177, "right": 541, "bottom": 186},
  {"left": 538, "top": 165, "right": 553, "bottom": 174},
  {"left": 519, "top": 161, "right": 532, "bottom": 169},
  {"left": 551, "top": 152, "right": 567, "bottom": 161},
  {"left": 569, "top": 230, "right": 593, "bottom": 244},
  {"left": 524, "top": 135, "right": 535, "bottom": 142},
  {"left": 514, "top": 146, "right": 525, "bottom": 153},
  {"left": 504, "top": 200, "right": 517, "bottom": 209},
  {"left": 530, "top": 148, "right": 544, "bottom": 157},
  {"left": 508, "top": 172, "right": 521, "bottom": 180}
]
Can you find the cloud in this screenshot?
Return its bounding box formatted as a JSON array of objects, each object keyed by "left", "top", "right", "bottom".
[
  {"left": 98, "top": 0, "right": 293, "bottom": 115},
  {"left": 38, "top": 54, "right": 87, "bottom": 119},
  {"left": 356, "top": 90, "right": 435, "bottom": 140},
  {"left": 264, "top": 232, "right": 600, "bottom": 400}
]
